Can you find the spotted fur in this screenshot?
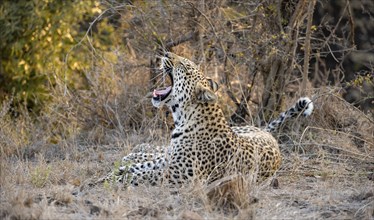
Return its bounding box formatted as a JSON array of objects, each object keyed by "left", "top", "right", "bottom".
[{"left": 101, "top": 53, "right": 314, "bottom": 186}]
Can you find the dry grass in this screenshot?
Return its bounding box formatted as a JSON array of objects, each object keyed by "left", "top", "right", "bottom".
[
  {"left": 1, "top": 0, "right": 373, "bottom": 218},
  {"left": 1, "top": 79, "right": 373, "bottom": 219}
]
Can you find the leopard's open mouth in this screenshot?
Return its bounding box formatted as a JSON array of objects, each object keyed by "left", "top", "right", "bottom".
[
  {"left": 152, "top": 57, "right": 173, "bottom": 102},
  {"left": 152, "top": 85, "right": 172, "bottom": 101}
]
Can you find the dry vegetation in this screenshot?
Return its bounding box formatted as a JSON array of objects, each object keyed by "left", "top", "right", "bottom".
[
  {"left": 1, "top": 92, "right": 373, "bottom": 219},
  {"left": 1, "top": 0, "right": 373, "bottom": 219}
]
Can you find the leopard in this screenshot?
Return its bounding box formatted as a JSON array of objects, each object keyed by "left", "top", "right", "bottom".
[{"left": 102, "top": 52, "right": 314, "bottom": 187}]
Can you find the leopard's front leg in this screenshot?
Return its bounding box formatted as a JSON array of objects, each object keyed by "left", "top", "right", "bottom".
[{"left": 119, "top": 157, "right": 169, "bottom": 186}]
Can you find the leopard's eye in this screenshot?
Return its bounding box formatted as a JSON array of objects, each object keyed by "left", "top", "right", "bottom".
[
  {"left": 163, "top": 59, "right": 173, "bottom": 69},
  {"left": 177, "top": 62, "right": 191, "bottom": 75},
  {"left": 182, "top": 65, "right": 192, "bottom": 75}
]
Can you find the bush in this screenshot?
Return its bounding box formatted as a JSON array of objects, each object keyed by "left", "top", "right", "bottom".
[{"left": 0, "top": 0, "right": 117, "bottom": 113}]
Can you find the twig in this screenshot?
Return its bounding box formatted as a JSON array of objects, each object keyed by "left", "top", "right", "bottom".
[
  {"left": 321, "top": 1, "right": 350, "bottom": 49},
  {"left": 301, "top": 0, "right": 317, "bottom": 96},
  {"left": 346, "top": 0, "right": 356, "bottom": 47},
  {"left": 164, "top": 31, "right": 199, "bottom": 51},
  {"left": 64, "top": 4, "right": 129, "bottom": 96},
  {"left": 300, "top": 126, "right": 374, "bottom": 160}
]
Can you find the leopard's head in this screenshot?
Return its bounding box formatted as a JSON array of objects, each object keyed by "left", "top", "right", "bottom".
[{"left": 152, "top": 52, "right": 219, "bottom": 109}]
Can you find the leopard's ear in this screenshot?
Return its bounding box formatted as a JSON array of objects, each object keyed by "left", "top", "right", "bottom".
[
  {"left": 195, "top": 81, "right": 217, "bottom": 104},
  {"left": 206, "top": 78, "right": 219, "bottom": 92}
]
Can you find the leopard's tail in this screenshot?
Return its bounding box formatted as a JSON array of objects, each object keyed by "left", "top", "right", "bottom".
[{"left": 265, "top": 97, "right": 314, "bottom": 132}]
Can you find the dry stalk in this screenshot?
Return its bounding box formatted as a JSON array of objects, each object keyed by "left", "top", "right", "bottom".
[{"left": 300, "top": 0, "right": 317, "bottom": 96}]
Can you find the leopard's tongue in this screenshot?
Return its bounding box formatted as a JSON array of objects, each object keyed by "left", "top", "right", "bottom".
[{"left": 153, "top": 86, "right": 172, "bottom": 98}]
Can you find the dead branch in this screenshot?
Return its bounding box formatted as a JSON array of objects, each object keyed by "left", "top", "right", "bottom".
[{"left": 300, "top": 0, "right": 317, "bottom": 96}]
